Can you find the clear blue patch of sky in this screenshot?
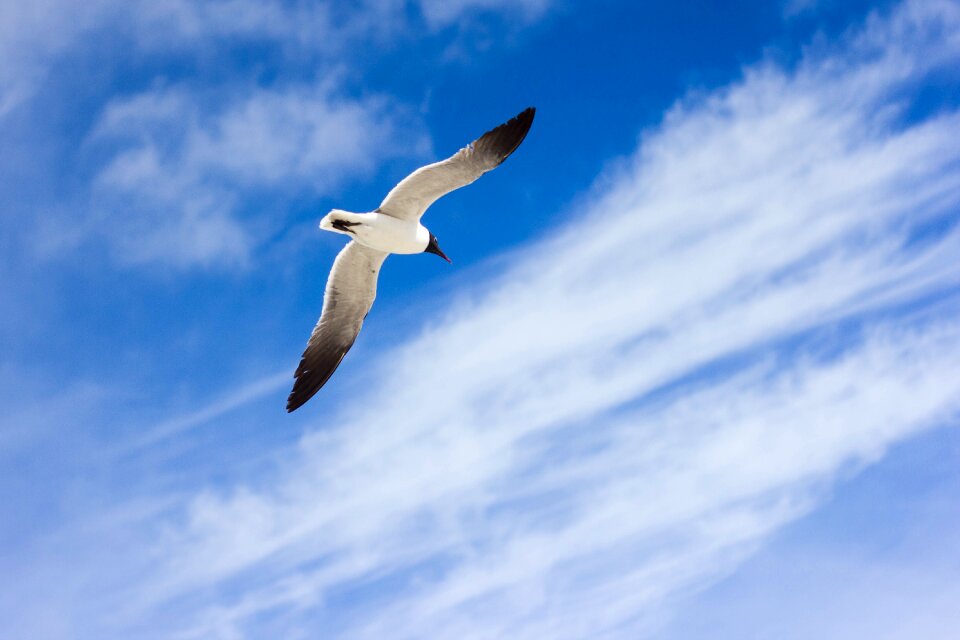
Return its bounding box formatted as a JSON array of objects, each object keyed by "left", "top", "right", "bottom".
[{"left": 658, "top": 421, "right": 960, "bottom": 640}]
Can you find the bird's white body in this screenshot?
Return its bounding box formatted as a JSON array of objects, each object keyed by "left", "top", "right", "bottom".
[{"left": 320, "top": 210, "right": 430, "bottom": 254}]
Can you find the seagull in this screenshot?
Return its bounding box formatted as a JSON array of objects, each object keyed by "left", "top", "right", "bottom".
[{"left": 286, "top": 107, "right": 536, "bottom": 412}]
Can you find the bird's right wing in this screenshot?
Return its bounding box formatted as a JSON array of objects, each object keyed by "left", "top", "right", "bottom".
[
  {"left": 287, "top": 241, "right": 388, "bottom": 412},
  {"left": 378, "top": 107, "right": 535, "bottom": 222}
]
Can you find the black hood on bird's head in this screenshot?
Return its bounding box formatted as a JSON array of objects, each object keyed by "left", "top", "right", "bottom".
[{"left": 424, "top": 233, "right": 451, "bottom": 263}]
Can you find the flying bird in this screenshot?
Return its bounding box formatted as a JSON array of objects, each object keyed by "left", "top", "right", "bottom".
[{"left": 286, "top": 107, "right": 536, "bottom": 412}]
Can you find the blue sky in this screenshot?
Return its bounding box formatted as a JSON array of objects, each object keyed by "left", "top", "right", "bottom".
[{"left": 2, "top": 0, "right": 960, "bottom": 637}]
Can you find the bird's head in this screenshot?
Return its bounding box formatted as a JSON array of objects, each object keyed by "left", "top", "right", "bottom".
[{"left": 424, "top": 233, "right": 451, "bottom": 263}]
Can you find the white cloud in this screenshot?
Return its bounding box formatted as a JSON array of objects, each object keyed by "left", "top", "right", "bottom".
[
  {"left": 68, "top": 1, "right": 960, "bottom": 637},
  {"left": 5, "top": 0, "right": 558, "bottom": 268},
  {"left": 127, "top": 0, "right": 336, "bottom": 50},
  {"left": 0, "top": 0, "right": 117, "bottom": 116},
  {"left": 151, "top": 322, "right": 960, "bottom": 640},
  {"left": 0, "top": 0, "right": 336, "bottom": 116},
  {"left": 85, "top": 83, "right": 426, "bottom": 267},
  {"left": 0, "top": 0, "right": 556, "bottom": 118}
]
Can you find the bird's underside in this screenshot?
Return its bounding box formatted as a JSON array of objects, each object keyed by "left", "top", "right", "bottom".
[{"left": 286, "top": 107, "right": 535, "bottom": 412}]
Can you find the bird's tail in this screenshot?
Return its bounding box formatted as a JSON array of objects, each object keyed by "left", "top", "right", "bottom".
[{"left": 320, "top": 209, "right": 359, "bottom": 234}]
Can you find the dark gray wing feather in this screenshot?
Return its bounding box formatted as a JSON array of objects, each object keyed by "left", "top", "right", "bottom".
[
  {"left": 378, "top": 107, "right": 535, "bottom": 222},
  {"left": 287, "top": 241, "right": 388, "bottom": 412}
]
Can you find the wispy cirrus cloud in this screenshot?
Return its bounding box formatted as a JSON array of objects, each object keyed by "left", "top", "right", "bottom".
[{"left": 37, "top": 1, "right": 957, "bottom": 638}]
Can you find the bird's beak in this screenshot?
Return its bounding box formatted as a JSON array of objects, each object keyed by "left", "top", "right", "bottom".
[
  {"left": 426, "top": 237, "right": 452, "bottom": 263},
  {"left": 430, "top": 245, "right": 452, "bottom": 263}
]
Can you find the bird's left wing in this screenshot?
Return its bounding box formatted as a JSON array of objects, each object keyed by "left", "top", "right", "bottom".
[
  {"left": 378, "top": 107, "right": 535, "bottom": 222},
  {"left": 287, "top": 241, "right": 388, "bottom": 412}
]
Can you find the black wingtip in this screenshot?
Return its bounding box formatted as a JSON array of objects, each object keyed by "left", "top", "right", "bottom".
[
  {"left": 502, "top": 107, "right": 535, "bottom": 160},
  {"left": 285, "top": 348, "right": 349, "bottom": 413},
  {"left": 285, "top": 384, "right": 314, "bottom": 413},
  {"left": 286, "top": 386, "right": 306, "bottom": 413},
  {"left": 286, "top": 376, "right": 323, "bottom": 413},
  {"left": 286, "top": 387, "right": 303, "bottom": 412},
  {"left": 477, "top": 106, "right": 536, "bottom": 164},
  {"left": 507, "top": 106, "right": 536, "bottom": 139}
]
